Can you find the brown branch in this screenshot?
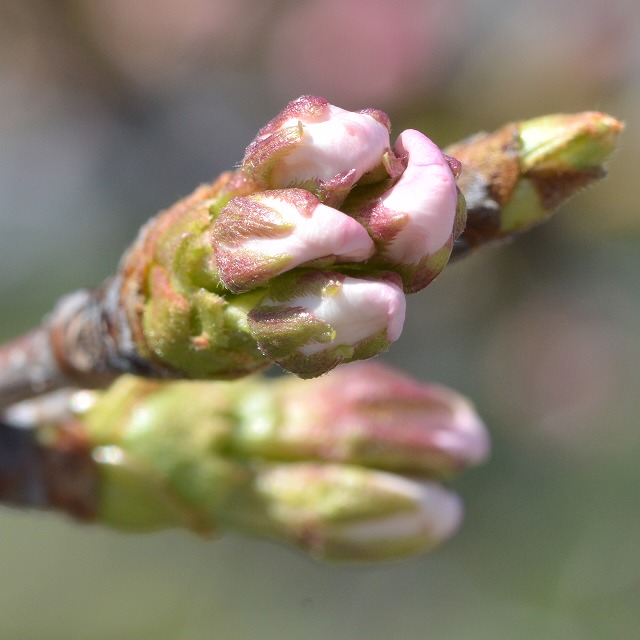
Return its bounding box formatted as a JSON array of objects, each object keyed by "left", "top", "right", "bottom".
[
  {"left": 0, "top": 280, "right": 170, "bottom": 410},
  {"left": 0, "top": 414, "right": 98, "bottom": 520}
]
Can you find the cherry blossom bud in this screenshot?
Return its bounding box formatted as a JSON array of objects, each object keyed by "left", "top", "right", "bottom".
[
  {"left": 249, "top": 464, "right": 463, "bottom": 562},
  {"left": 248, "top": 271, "right": 406, "bottom": 378},
  {"left": 353, "top": 129, "right": 465, "bottom": 293},
  {"left": 236, "top": 362, "right": 490, "bottom": 477},
  {"left": 55, "top": 363, "right": 487, "bottom": 562},
  {"left": 211, "top": 188, "right": 374, "bottom": 293},
  {"left": 242, "top": 95, "right": 392, "bottom": 206}
]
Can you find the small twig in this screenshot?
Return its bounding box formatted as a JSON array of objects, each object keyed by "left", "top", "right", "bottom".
[
  {"left": 0, "top": 280, "right": 173, "bottom": 410},
  {"left": 0, "top": 414, "right": 97, "bottom": 520}
]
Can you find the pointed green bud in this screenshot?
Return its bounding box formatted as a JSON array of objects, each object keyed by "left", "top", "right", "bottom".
[
  {"left": 508, "top": 111, "right": 623, "bottom": 234},
  {"left": 519, "top": 111, "right": 623, "bottom": 173},
  {"left": 448, "top": 111, "right": 623, "bottom": 256}
]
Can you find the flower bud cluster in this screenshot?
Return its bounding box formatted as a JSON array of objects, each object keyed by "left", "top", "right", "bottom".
[
  {"left": 122, "top": 96, "right": 465, "bottom": 380},
  {"left": 209, "top": 96, "right": 464, "bottom": 377},
  {"left": 79, "top": 362, "right": 489, "bottom": 562}
]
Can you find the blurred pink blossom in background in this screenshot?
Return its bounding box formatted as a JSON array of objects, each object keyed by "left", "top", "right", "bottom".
[
  {"left": 265, "top": 0, "right": 462, "bottom": 108},
  {"left": 78, "top": 0, "right": 276, "bottom": 87}
]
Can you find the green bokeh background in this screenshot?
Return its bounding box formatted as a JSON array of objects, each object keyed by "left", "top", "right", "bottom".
[{"left": 1, "top": 1, "right": 639, "bottom": 638}]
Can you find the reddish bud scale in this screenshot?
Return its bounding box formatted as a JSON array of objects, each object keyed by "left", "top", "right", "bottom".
[{"left": 212, "top": 189, "right": 374, "bottom": 293}]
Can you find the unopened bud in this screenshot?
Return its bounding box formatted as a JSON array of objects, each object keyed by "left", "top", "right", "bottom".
[
  {"left": 61, "top": 362, "right": 489, "bottom": 562},
  {"left": 243, "top": 464, "right": 463, "bottom": 562},
  {"left": 248, "top": 271, "right": 405, "bottom": 378},
  {"left": 211, "top": 188, "right": 374, "bottom": 293},
  {"left": 352, "top": 129, "right": 465, "bottom": 293},
  {"left": 242, "top": 95, "right": 392, "bottom": 206},
  {"left": 519, "top": 111, "right": 623, "bottom": 174},
  {"left": 447, "top": 111, "right": 623, "bottom": 255},
  {"left": 235, "top": 362, "right": 490, "bottom": 476}
]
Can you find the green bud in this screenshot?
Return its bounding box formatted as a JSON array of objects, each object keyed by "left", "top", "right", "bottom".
[
  {"left": 447, "top": 111, "right": 623, "bottom": 255},
  {"left": 117, "top": 179, "right": 271, "bottom": 380},
  {"left": 228, "top": 463, "right": 463, "bottom": 562},
  {"left": 85, "top": 375, "right": 254, "bottom": 533},
  {"left": 519, "top": 112, "right": 623, "bottom": 173}
]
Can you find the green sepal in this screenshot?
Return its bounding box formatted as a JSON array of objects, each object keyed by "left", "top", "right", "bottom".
[
  {"left": 141, "top": 265, "right": 268, "bottom": 379},
  {"left": 519, "top": 112, "right": 623, "bottom": 173}
]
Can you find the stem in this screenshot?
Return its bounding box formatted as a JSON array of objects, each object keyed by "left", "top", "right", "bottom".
[
  {"left": 0, "top": 280, "right": 165, "bottom": 410},
  {"left": 0, "top": 289, "right": 111, "bottom": 409},
  {"left": 0, "top": 415, "right": 98, "bottom": 519},
  {"left": 0, "top": 327, "right": 69, "bottom": 409}
]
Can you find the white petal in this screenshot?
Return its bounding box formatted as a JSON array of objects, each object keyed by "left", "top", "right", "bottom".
[
  {"left": 272, "top": 110, "right": 390, "bottom": 186},
  {"left": 339, "top": 477, "right": 463, "bottom": 546},
  {"left": 383, "top": 130, "right": 458, "bottom": 263},
  {"left": 242, "top": 197, "right": 374, "bottom": 265},
  {"left": 297, "top": 277, "right": 406, "bottom": 355}
]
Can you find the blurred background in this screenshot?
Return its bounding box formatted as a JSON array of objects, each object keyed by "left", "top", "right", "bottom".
[{"left": 1, "top": 0, "right": 639, "bottom": 638}]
